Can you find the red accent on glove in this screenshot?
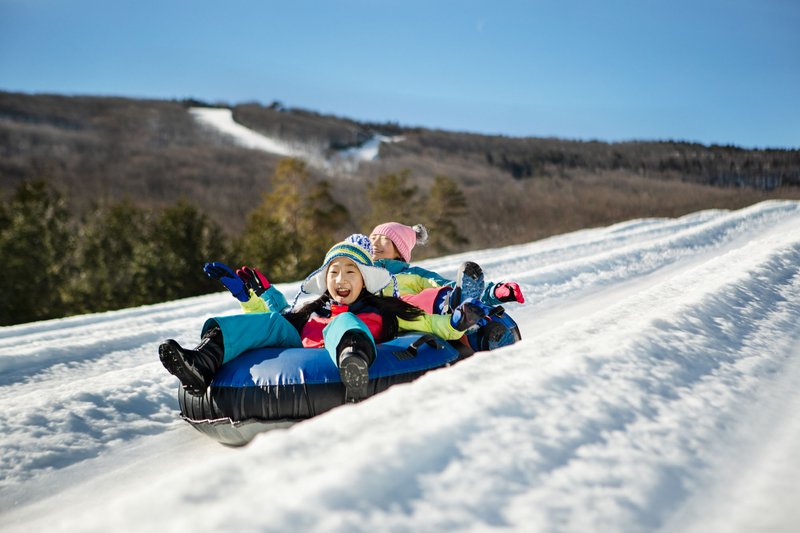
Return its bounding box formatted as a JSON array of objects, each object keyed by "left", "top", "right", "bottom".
[
  {"left": 236, "top": 266, "right": 271, "bottom": 295},
  {"left": 250, "top": 267, "right": 270, "bottom": 290}
]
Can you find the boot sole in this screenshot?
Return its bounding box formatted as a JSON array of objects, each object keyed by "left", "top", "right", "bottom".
[
  {"left": 453, "top": 261, "right": 485, "bottom": 307},
  {"left": 158, "top": 341, "right": 208, "bottom": 397},
  {"left": 461, "top": 261, "right": 483, "bottom": 281},
  {"left": 340, "top": 356, "right": 369, "bottom": 402}
]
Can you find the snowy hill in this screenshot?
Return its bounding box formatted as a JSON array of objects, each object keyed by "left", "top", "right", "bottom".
[{"left": 2, "top": 201, "right": 800, "bottom": 532}]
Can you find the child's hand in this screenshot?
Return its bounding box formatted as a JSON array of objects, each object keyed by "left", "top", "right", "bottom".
[
  {"left": 236, "top": 266, "right": 271, "bottom": 296},
  {"left": 494, "top": 281, "right": 525, "bottom": 304},
  {"left": 204, "top": 262, "right": 249, "bottom": 302}
]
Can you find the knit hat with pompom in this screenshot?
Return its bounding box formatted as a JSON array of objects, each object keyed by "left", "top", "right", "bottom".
[{"left": 370, "top": 222, "right": 428, "bottom": 262}]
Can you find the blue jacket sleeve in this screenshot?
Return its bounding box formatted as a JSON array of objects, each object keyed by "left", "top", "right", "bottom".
[
  {"left": 480, "top": 281, "right": 501, "bottom": 306},
  {"left": 260, "top": 286, "right": 290, "bottom": 313}
]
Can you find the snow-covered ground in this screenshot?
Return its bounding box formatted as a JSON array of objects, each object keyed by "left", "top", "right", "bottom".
[
  {"left": 2, "top": 200, "right": 800, "bottom": 532},
  {"left": 190, "top": 107, "right": 402, "bottom": 171}
]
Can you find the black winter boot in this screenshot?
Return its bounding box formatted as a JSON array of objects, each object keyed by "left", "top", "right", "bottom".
[
  {"left": 159, "top": 327, "right": 224, "bottom": 396},
  {"left": 337, "top": 331, "right": 375, "bottom": 402}
]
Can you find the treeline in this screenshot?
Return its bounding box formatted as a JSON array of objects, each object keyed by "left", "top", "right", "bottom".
[
  {"left": 486, "top": 142, "right": 800, "bottom": 188},
  {"left": 389, "top": 129, "right": 800, "bottom": 188},
  {"left": 0, "top": 159, "right": 467, "bottom": 326}
]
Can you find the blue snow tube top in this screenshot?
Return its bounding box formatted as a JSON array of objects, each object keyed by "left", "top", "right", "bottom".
[{"left": 178, "top": 332, "right": 464, "bottom": 444}]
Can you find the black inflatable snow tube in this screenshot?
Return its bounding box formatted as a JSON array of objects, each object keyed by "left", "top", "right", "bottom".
[
  {"left": 178, "top": 332, "right": 463, "bottom": 445},
  {"left": 179, "top": 310, "right": 521, "bottom": 446}
]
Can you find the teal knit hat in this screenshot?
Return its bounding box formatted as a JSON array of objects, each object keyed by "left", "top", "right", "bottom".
[{"left": 300, "top": 234, "right": 394, "bottom": 296}]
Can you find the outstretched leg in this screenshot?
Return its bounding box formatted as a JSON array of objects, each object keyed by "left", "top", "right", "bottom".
[{"left": 448, "top": 261, "right": 485, "bottom": 310}]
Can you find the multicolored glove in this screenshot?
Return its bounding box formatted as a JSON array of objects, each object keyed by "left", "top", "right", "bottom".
[
  {"left": 493, "top": 281, "right": 525, "bottom": 304},
  {"left": 450, "top": 298, "right": 491, "bottom": 331},
  {"left": 236, "top": 266, "right": 271, "bottom": 296},
  {"left": 204, "top": 262, "right": 248, "bottom": 302}
]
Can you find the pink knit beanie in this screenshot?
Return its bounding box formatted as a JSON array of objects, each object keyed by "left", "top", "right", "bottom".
[{"left": 370, "top": 222, "right": 428, "bottom": 262}]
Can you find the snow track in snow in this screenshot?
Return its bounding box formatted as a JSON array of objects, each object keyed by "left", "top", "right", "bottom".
[{"left": 2, "top": 200, "right": 800, "bottom": 532}]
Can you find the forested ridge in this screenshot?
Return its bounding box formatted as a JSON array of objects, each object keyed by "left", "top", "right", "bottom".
[{"left": 2, "top": 90, "right": 799, "bottom": 325}]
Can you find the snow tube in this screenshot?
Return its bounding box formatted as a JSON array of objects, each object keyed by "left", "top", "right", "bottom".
[
  {"left": 179, "top": 332, "right": 463, "bottom": 445},
  {"left": 464, "top": 306, "right": 522, "bottom": 352},
  {"left": 178, "top": 308, "right": 521, "bottom": 446}
]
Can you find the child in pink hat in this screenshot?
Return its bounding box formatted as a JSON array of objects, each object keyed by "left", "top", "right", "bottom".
[
  {"left": 369, "top": 222, "right": 525, "bottom": 308},
  {"left": 368, "top": 222, "right": 525, "bottom": 352},
  {"left": 369, "top": 222, "right": 428, "bottom": 262}
]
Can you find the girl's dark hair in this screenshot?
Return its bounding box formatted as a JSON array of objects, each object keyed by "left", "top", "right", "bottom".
[
  {"left": 284, "top": 291, "right": 425, "bottom": 343},
  {"left": 283, "top": 294, "right": 331, "bottom": 332}
]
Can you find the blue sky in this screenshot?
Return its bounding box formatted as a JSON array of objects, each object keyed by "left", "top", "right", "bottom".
[{"left": 1, "top": 0, "right": 798, "bottom": 148}]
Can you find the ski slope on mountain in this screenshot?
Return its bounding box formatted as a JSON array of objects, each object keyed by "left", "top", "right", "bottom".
[
  {"left": 2, "top": 201, "right": 800, "bottom": 532},
  {"left": 189, "top": 107, "right": 403, "bottom": 171}
]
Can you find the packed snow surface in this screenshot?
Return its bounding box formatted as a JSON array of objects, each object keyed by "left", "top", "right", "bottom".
[{"left": 2, "top": 201, "right": 800, "bottom": 532}]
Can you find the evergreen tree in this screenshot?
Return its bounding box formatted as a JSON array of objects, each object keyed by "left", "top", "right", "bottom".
[
  {"left": 65, "top": 199, "right": 228, "bottom": 313},
  {"left": 237, "top": 158, "right": 348, "bottom": 280},
  {"left": 0, "top": 181, "right": 72, "bottom": 325},
  {"left": 422, "top": 175, "right": 469, "bottom": 256},
  {"left": 301, "top": 179, "right": 348, "bottom": 271},
  {"left": 132, "top": 200, "right": 229, "bottom": 304},
  {"left": 237, "top": 205, "right": 294, "bottom": 278},
  {"left": 0, "top": 200, "right": 8, "bottom": 230},
  {"left": 362, "top": 170, "right": 419, "bottom": 230},
  {"left": 64, "top": 200, "right": 149, "bottom": 314}
]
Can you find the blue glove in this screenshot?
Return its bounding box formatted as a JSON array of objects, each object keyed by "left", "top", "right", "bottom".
[
  {"left": 450, "top": 298, "right": 491, "bottom": 331},
  {"left": 204, "top": 262, "right": 248, "bottom": 302}
]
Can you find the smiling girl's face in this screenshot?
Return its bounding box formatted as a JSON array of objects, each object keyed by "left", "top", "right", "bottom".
[
  {"left": 326, "top": 257, "right": 365, "bottom": 305},
  {"left": 369, "top": 233, "right": 400, "bottom": 260}
]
